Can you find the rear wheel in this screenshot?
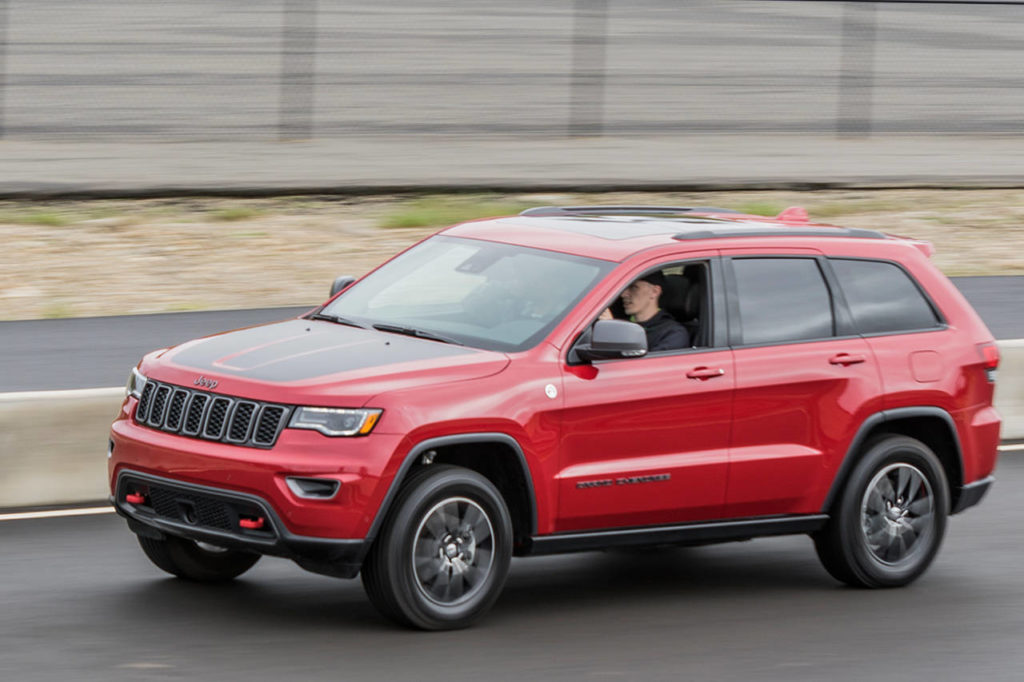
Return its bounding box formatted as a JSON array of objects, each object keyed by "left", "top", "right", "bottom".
[
  {"left": 137, "top": 534, "right": 260, "bottom": 582},
  {"left": 814, "top": 435, "right": 949, "bottom": 588},
  {"left": 361, "top": 465, "right": 513, "bottom": 630}
]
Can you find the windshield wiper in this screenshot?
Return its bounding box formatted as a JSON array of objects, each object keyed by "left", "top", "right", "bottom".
[
  {"left": 372, "top": 323, "right": 463, "bottom": 346},
  {"left": 310, "top": 313, "right": 367, "bottom": 329}
]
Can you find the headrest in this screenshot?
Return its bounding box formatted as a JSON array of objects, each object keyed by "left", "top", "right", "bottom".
[{"left": 658, "top": 274, "right": 688, "bottom": 317}]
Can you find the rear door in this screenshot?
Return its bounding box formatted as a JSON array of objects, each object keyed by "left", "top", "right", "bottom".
[{"left": 722, "top": 253, "right": 883, "bottom": 517}]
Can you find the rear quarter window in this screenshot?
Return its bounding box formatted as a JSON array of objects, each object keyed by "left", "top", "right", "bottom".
[{"left": 830, "top": 258, "right": 941, "bottom": 334}]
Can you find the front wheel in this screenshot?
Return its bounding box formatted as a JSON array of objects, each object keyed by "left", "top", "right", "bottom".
[
  {"left": 814, "top": 435, "right": 949, "bottom": 588},
  {"left": 361, "top": 465, "right": 513, "bottom": 630}
]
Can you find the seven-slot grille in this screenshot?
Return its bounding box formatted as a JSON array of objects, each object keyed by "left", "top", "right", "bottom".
[{"left": 134, "top": 380, "right": 290, "bottom": 448}]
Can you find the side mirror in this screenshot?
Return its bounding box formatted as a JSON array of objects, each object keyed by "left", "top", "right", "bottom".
[
  {"left": 330, "top": 275, "right": 356, "bottom": 297},
  {"left": 576, "top": 319, "right": 648, "bottom": 362}
]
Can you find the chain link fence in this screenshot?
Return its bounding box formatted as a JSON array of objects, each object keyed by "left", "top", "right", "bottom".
[{"left": 1, "top": 0, "right": 1022, "bottom": 142}]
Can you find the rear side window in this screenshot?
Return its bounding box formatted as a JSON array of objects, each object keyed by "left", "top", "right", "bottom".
[
  {"left": 830, "top": 259, "right": 940, "bottom": 334},
  {"left": 732, "top": 258, "right": 834, "bottom": 345}
]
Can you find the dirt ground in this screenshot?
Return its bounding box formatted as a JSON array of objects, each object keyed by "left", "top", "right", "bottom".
[{"left": 2, "top": 190, "right": 1023, "bottom": 320}]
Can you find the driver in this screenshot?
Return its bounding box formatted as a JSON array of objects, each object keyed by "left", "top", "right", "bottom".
[{"left": 601, "top": 271, "right": 689, "bottom": 352}]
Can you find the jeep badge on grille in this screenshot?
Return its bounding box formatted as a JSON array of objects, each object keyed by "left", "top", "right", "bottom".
[{"left": 194, "top": 376, "right": 218, "bottom": 390}]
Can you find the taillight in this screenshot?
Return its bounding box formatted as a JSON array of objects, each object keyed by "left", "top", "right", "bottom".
[{"left": 978, "top": 342, "right": 1000, "bottom": 382}]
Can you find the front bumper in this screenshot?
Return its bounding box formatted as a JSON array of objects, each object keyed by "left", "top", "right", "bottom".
[
  {"left": 114, "top": 470, "right": 366, "bottom": 578},
  {"left": 109, "top": 398, "right": 406, "bottom": 540}
]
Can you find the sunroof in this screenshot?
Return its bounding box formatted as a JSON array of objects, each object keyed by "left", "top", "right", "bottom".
[{"left": 524, "top": 216, "right": 729, "bottom": 241}]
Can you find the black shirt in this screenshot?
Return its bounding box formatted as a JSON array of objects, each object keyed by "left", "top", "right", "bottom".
[{"left": 637, "top": 310, "right": 690, "bottom": 352}]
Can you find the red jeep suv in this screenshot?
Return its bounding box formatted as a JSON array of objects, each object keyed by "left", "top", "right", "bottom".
[{"left": 109, "top": 205, "right": 1001, "bottom": 629}]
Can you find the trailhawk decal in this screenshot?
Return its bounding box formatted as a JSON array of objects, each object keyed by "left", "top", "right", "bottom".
[{"left": 576, "top": 473, "right": 671, "bottom": 489}]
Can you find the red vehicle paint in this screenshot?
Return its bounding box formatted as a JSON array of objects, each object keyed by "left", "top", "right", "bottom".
[{"left": 110, "top": 205, "right": 1000, "bottom": 629}]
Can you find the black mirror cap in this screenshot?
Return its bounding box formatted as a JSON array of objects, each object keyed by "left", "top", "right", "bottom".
[
  {"left": 330, "top": 275, "right": 357, "bottom": 297},
  {"left": 577, "top": 319, "right": 648, "bottom": 362}
]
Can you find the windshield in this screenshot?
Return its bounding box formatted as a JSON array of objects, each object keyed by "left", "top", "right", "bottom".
[{"left": 321, "top": 236, "right": 614, "bottom": 352}]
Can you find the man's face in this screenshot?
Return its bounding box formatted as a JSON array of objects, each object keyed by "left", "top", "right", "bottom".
[{"left": 621, "top": 280, "right": 660, "bottom": 319}]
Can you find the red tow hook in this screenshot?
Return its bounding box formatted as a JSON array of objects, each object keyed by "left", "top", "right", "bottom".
[
  {"left": 239, "top": 516, "right": 265, "bottom": 530},
  {"left": 125, "top": 492, "right": 147, "bottom": 505}
]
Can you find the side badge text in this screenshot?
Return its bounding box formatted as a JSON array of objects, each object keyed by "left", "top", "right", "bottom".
[{"left": 576, "top": 473, "right": 671, "bottom": 489}]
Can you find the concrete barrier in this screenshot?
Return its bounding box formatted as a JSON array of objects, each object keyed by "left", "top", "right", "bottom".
[
  {"left": 2, "top": 341, "right": 1023, "bottom": 509},
  {"left": 995, "top": 340, "right": 1024, "bottom": 441},
  {"left": 0, "top": 388, "right": 123, "bottom": 508}
]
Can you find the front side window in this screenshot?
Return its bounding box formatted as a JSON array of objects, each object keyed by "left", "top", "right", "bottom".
[
  {"left": 732, "top": 258, "right": 834, "bottom": 345},
  {"left": 323, "top": 236, "right": 613, "bottom": 352},
  {"left": 830, "top": 258, "right": 941, "bottom": 335}
]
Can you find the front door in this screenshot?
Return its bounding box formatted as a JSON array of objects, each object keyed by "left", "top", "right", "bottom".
[{"left": 555, "top": 258, "right": 734, "bottom": 531}]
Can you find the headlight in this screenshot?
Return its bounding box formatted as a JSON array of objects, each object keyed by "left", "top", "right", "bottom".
[
  {"left": 125, "top": 367, "right": 147, "bottom": 399},
  {"left": 288, "top": 407, "right": 382, "bottom": 437}
]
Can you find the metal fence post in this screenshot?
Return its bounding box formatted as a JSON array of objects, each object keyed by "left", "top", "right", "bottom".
[
  {"left": 279, "top": 0, "right": 318, "bottom": 141},
  {"left": 838, "top": 1, "right": 877, "bottom": 138},
  {"left": 569, "top": 0, "right": 608, "bottom": 138},
  {"left": 1, "top": 0, "right": 8, "bottom": 139}
]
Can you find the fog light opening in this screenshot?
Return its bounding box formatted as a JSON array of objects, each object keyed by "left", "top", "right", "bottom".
[{"left": 286, "top": 477, "right": 341, "bottom": 500}]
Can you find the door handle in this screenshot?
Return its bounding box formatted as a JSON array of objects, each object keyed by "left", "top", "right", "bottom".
[
  {"left": 686, "top": 366, "right": 725, "bottom": 380},
  {"left": 829, "top": 353, "right": 867, "bottom": 366}
]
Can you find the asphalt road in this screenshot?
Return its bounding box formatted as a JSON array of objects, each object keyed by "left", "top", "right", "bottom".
[
  {"left": 0, "top": 276, "right": 1020, "bottom": 392},
  {"left": 0, "top": 307, "right": 309, "bottom": 392},
  {"left": 0, "top": 453, "right": 1020, "bottom": 681}
]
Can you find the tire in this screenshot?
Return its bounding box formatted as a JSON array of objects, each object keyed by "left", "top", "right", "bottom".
[
  {"left": 361, "top": 465, "right": 513, "bottom": 630},
  {"left": 814, "top": 435, "right": 949, "bottom": 588},
  {"left": 137, "top": 534, "right": 260, "bottom": 582}
]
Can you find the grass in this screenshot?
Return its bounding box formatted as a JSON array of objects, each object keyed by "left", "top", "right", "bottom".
[
  {"left": 378, "top": 196, "right": 533, "bottom": 228},
  {"left": 0, "top": 191, "right": 1020, "bottom": 321},
  {"left": 733, "top": 201, "right": 787, "bottom": 217},
  {"left": 42, "top": 302, "right": 74, "bottom": 318},
  {"left": 0, "top": 211, "right": 72, "bottom": 226},
  {"left": 211, "top": 207, "right": 263, "bottom": 222},
  {"left": 806, "top": 199, "right": 907, "bottom": 219},
  {"left": 226, "top": 231, "right": 270, "bottom": 239}
]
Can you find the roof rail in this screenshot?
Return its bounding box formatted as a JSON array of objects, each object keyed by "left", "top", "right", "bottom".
[
  {"left": 672, "top": 226, "right": 886, "bottom": 241},
  {"left": 519, "top": 205, "right": 739, "bottom": 217}
]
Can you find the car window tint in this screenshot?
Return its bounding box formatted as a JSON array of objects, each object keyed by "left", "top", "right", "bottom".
[
  {"left": 831, "top": 258, "right": 940, "bottom": 334},
  {"left": 733, "top": 258, "right": 833, "bottom": 345}
]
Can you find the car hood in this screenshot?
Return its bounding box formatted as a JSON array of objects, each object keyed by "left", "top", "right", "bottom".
[{"left": 143, "top": 319, "right": 510, "bottom": 406}]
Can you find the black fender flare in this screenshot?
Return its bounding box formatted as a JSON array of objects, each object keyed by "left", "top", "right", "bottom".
[
  {"left": 364, "top": 432, "right": 538, "bottom": 544},
  {"left": 820, "top": 406, "right": 964, "bottom": 514}
]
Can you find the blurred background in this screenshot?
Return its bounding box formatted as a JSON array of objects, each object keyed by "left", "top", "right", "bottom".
[
  {"left": 2, "top": 1, "right": 1024, "bottom": 680},
  {"left": 2, "top": 0, "right": 1024, "bottom": 141}
]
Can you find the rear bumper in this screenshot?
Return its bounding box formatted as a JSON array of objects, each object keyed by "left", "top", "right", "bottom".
[
  {"left": 113, "top": 470, "right": 366, "bottom": 578},
  {"left": 951, "top": 475, "right": 994, "bottom": 515}
]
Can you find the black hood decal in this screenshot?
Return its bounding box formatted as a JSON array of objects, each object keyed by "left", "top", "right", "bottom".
[{"left": 167, "top": 319, "right": 487, "bottom": 383}]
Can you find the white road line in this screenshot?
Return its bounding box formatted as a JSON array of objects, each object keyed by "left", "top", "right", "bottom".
[
  {"left": 0, "top": 506, "right": 115, "bottom": 522},
  {"left": 999, "top": 444, "right": 1024, "bottom": 453}
]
